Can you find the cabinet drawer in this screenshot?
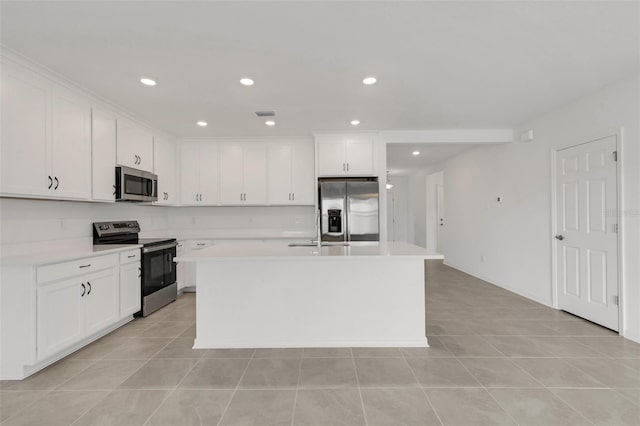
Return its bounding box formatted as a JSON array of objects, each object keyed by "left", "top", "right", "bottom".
[
  {"left": 119, "top": 249, "right": 141, "bottom": 264},
  {"left": 37, "top": 254, "right": 117, "bottom": 284}
]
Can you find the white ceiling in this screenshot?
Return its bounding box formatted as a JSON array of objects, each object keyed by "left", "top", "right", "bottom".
[
  {"left": 1, "top": 1, "right": 638, "bottom": 138},
  {"left": 387, "top": 143, "right": 484, "bottom": 175}
]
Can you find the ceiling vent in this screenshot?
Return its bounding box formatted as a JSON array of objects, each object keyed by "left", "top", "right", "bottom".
[{"left": 255, "top": 111, "right": 276, "bottom": 117}]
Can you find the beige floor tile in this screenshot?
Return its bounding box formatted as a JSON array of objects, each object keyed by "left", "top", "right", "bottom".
[
  {"left": 489, "top": 388, "right": 591, "bottom": 426},
  {"left": 153, "top": 337, "right": 205, "bottom": 359},
  {"left": 361, "top": 387, "right": 441, "bottom": 426},
  {"left": 142, "top": 321, "right": 193, "bottom": 338},
  {"left": 73, "top": 389, "right": 167, "bottom": 426},
  {"left": 58, "top": 359, "right": 146, "bottom": 390},
  {"left": 482, "top": 335, "right": 555, "bottom": 357},
  {"left": 303, "top": 347, "right": 353, "bottom": 358},
  {"left": 569, "top": 358, "right": 640, "bottom": 388},
  {"left": 298, "top": 358, "right": 358, "bottom": 388},
  {"left": 425, "top": 388, "right": 515, "bottom": 425},
  {"left": 438, "top": 335, "right": 504, "bottom": 357},
  {"left": 552, "top": 388, "right": 640, "bottom": 426},
  {"left": 146, "top": 389, "right": 233, "bottom": 426},
  {"left": 355, "top": 357, "right": 417, "bottom": 387},
  {"left": 219, "top": 389, "right": 295, "bottom": 426},
  {"left": 513, "top": 358, "right": 606, "bottom": 388},
  {"left": 68, "top": 336, "right": 125, "bottom": 359},
  {"left": 616, "top": 389, "right": 640, "bottom": 406},
  {"left": 352, "top": 347, "right": 403, "bottom": 357},
  {"left": 407, "top": 357, "right": 480, "bottom": 387},
  {"left": 573, "top": 336, "right": 640, "bottom": 358},
  {"left": 0, "top": 359, "right": 95, "bottom": 391},
  {"left": 253, "top": 348, "right": 303, "bottom": 358},
  {"left": 400, "top": 336, "right": 454, "bottom": 358},
  {"left": 0, "top": 391, "right": 47, "bottom": 422},
  {"left": 102, "top": 338, "right": 173, "bottom": 359},
  {"left": 118, "top": 358, "right": 198, "bottom": 389},
  {"left": 293, "top": 389, "right": 365, "bottom": 426},
  {"left": 240, "top": 358, "right": 301, "bottom": 389},
  {"left": 2, "top": 390, "right": 107, "bottom": 426},
  {"left": 179, "top": 358, "right": 250, "bottom": 389},
  {"left": 460, "top": 357, "right": 542, "bottom": 387},
  {"left": 203, "top": 348, "right": 256, "bottom": 358}
]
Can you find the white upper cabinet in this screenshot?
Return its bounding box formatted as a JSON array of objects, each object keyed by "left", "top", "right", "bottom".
[
  {"left": 50, "top": 88, "right": 91, "bottom": 200},
  {"left": 154, "top": 136, "right": 177, "bottom": 205},
  {"left": 116, "top": 118, "right": 153, "bottom": 172},
  {"left": 179, "top": 141, "right": 219, "bottom": 205},
  {"left": 91, "top": 109, "right": 117, "bottom": 202},
  {"left": 219, "top": 142, "right": 267, "bottom": 205},
  {"left": 316, "top": 133, "right": 374, "bottom": 176},
  {"left": 267, "top": 141, "right": 315, "bottom": 205},
  {"left": 1, "top": 61, "right": 91, "bottom": 200},
  {"left": 1, "top": 63, "right": 50, "bottom": 197}
]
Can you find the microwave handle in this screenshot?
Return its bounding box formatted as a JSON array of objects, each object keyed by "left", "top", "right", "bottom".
[{"left": 151, "top": 179, "right": 157, "bottom": 197}]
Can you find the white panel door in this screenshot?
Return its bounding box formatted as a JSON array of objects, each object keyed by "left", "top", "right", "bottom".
[
  {"left": 198, "top": 142, "right": 220, "bottom": 205},
  {"left": 154, "top": 137, "right": 177, "bottom": 205},
  {"left": 83, "top": 268, "right": 119, "bottom": 336},
  {"left": 117, "top": 118, "right": 153, "bottom": 172},
  {"left": 179, "top": 141, "right": 201, "bottom": 205},
  {"left": 50, "top": 89, "right": 91, "bottom": 200},
  {"left": 1, "top": 66, "right": 50, "bottom": 197},
  {"left": 556, "top": 136, "right": 618, "bottom": 331},
  {"left": 37, "top": 278, "right": 84, "bottom": 360},
  {"left": 317, "top": 136, "right": 346, "bottom": 176},
  {"left": 345, "top": 135, "right": 374, "bottom": 175},
  {"left": 91, "top": 109, "right": 117, "bottom": 202},
  {"left": 291, "top": 142, "right": 315, "bottom": 205},
  {"left": 267, "top": 142, "right": 292, "bottom": 205},
  {"left": 243, "top": 143, "right": 267, "bottom": 205},
  {"left": 119, "top": 262, "right": 141, "bottom": 319},
  {"left": 219, "top": 143, "right": 244, "bottom": 204}
]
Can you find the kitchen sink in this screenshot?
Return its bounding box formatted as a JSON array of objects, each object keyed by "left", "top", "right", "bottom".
[{"left": 288, "top": 242, "right": 350, "bottom": 247}]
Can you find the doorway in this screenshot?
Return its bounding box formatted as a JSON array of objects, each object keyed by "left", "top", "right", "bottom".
[
  {"left": 426, "top": 171, "right": 444, "bottom": 254},
  {"left": 554, "top": 135, "right": 619, "bottom": 331}
]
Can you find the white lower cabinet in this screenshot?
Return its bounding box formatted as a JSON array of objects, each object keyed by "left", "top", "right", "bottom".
[
  {"left": 179, "top": 240, "right": 212, "bottom": 291},
  {"left": 36, "top": 264, "right": 118, "bottom": 361},
  {"left": 119, "top": 257, "right": 141, "bottom": 319}
]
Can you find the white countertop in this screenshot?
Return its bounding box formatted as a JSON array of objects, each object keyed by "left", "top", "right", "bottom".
[
  {"left": 0, "top": 244, "right": 142, "bottom": 267},
  {"left": 175, "top": 241, "right": 443, "bottom": 262}
]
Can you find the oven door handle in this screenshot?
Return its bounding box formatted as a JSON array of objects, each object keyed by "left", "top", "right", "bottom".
[{"left": 142, "top": 242, "right": 178, "bottom": 253}]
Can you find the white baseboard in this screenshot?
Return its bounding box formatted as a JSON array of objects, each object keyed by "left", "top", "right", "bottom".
[
  {"left": 442, "top": 260, "right": 553, "bottom": 307},
  {"left": 194, "top": 337, "right": 429, "bottom": 349}
]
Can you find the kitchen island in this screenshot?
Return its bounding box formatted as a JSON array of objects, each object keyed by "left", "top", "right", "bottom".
[{"left": 175, "top": 241, "right": 442, "bottom": 349}]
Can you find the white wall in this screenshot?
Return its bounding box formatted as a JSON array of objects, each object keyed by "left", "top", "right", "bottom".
[
  {"left": 439, "top": 74, "right": 640, "bottom": 342},
  {"left": 386, "top": 176, "right": 409, "bottom": 242}
]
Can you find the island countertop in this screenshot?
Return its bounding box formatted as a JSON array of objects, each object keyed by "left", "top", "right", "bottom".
[{"left": 174, "top": 241, "right": 443, "bottom": 262}]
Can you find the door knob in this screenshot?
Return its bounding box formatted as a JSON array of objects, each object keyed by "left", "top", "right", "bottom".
[{"left": 555, "top": 235, "right": 564, "bottom": 241}]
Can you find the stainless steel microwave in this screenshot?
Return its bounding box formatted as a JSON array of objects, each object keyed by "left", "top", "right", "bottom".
[{"left": 115, "top": 166, "right": 158, "bottom": 202}]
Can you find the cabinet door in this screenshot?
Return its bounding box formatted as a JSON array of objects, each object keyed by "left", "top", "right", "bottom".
[
  {"left": 243, "top": 143, "right": 267, "bottom": 205},
  {"left": 219, "top": 143, "right": 244, "bottom": 204},
  {"left": 50, "top": 89, "right": 91, "bottom": 200},
  {"left": 83, "top": 268, "right": 119, "bottom": 336},
  {"left": 1, "top": 65, "right": 50, "bottom": 197},
  {"left": 267, "top": 143, "right": 292, "bottom": 205},
  {"left": 199, "top": 143, "right": 220, "bottom": 205},
  {"left": 91, "top": 109, "right": 117, "bottom": 202},
  {"left": 317, "top": 136, "right": 346, "bottom": 176},
  {"left": 345, "top": 135, "right": 374, "bottom": 175},
  {"left": 119, "top": 262, "right": 141, "bottom": 319},
  {"left": 179, "top": 141, "right": 201, "bottom": 205},
  {"left": 291, "top": 142, "right": 315, "bottom": 205},
  {"left": 154, "top": 137, "right": 177, "bottom": 205},
  {"left": 117, "top": 118, "right": 154, "bottom": 172},
  {"left": 37, "top": 278, "right": 84, "bottom": 360}
]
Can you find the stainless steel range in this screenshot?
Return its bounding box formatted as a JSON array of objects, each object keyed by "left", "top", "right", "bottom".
[{"left": 93, "top": 220, "right": 177, "bottom": 316}]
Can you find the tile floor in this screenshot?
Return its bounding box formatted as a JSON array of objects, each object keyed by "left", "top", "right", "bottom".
[{"left": 2, "top": 261, "right": 640, "bottom": 425}]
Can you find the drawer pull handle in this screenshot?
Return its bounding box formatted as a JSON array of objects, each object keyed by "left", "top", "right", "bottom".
[
  {"left": 54, "top": 177, "right": 59, "bottom": 190},
  {"left": 127, "top": 254, "right": 136, "bottom": 258},
  {"left": 87, "top": 281, "right": 92, "bottom": 295},
  {"left": 79, "top": 264, "right": 91, "bottom": 268},
  {"left": 81, "top": 283, "right": 86, "bottom": 297},
  {"left": 48, "top": 176, "right": 53, "bottom": 189},
  {"left": 197, "top": 243, "right": 206, "bottom": 246}
]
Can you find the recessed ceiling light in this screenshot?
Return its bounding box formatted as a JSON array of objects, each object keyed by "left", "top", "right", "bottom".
[
  {"left": 196, "top": 121, "right": 208, "bottom": 127},
  {"left": 412, "top": 150, "right": 420, "bottom": 156},
  {"left": 362, "top": 77, "right": 377, "bottom": 85},
  {"left": 140, "top": 77, "right": 156, "bottom": 86},
  {"left": 350, "top": 120, "right": 360, "bottom": 126},
  {"left": 240, "top": 78, "right": 254, "bottom": 86},
  {"left": 265, "top": 120, "right": 276, "bottom": 127}
]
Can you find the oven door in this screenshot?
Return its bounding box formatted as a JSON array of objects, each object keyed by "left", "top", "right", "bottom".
[{"left": 141, "top": 243, "right": 177, "bottom": 296}]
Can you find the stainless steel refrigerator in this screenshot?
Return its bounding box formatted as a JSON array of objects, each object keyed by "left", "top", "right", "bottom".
[{"left": 318, "top": 178, "right": 379, "bottom": 242}]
